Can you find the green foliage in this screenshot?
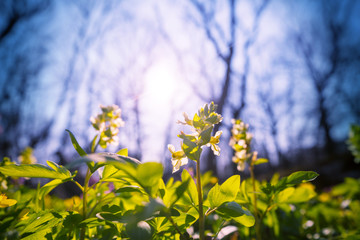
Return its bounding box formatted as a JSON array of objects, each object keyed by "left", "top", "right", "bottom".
[
  {"left": 0, "top": 161, "right": 72, "bottom": 180},
  {"left": 2, "top": 102, "right": 357, "bottom": 240},
  {"left": 208, "top": 175, "right": 240, "bottom": 209}
]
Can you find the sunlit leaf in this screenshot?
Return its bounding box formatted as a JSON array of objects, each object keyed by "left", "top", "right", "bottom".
[
  {"left": 115, "top": 185, "right": 143, "bottom": 194},
  {"left": 208, "top": 175, "right": 240, "bottom": 208},
  {"left": 198, "top": 126, "right": 213, "bottom": 145},
  {"left": 180, "top": 169, "right": 198, "bottom": 206},
  {"left": 0, "top": 162, "right": 72, "bottom": 180},
  {"left": 117, "top": 148, "right": 128, "bottom": 156},
  {"left": 286, "top": 186, "right": 317, "bottom": 203},
  {"left": 192, "top": 113, "right": 204, "bottom": 129},
  {"left": 39, "top": 179, "right": 72, "bottom": 199},
  {"left": 277, "top": 187, "right": 295, "bottom": 203},
  {"left": 179, "top": 134, "right": 202, "bottom": 161},
  {"left": 216, "top": 202, "right": 255, "bottom": 227},
  {"left": 20, "top": 211, "right": 68, "bottom": 238},
  {"left": 136, "top": 162, "right": 163, "bottom": 188},
  {"left": 286, "top": 171, "right": 319, "bottom": 185},
  {"left": 68, "top": 153, "right": 140, "bottom": 176},
  {"left": 163, "top": 179, "right": 190, "bottom": 208},
  {"left": 275, "top": 171, "right": 319, "bottom": 193},
  {"left": 254, "top": 158, "right": 269, "bottom": 165},
  {"left": 65, "top": 129, "right": 87, "bottom": 157}
]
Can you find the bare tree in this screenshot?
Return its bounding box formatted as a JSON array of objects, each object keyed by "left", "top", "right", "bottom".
[
  {"left": 293, "top": 0, "right": 360, "bottom": 154},
  {"left": 183, "top": 0, "right": 271, "bottom": 174},
  {"left": 0, "top": 0, "right": 51, "bottom": 160}
]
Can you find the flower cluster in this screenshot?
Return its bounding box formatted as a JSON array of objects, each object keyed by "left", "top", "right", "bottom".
[
  {"left": 229, "top": 119, "right": 253, "bottom": 171},
  {"left": 168, "top": 102, "right": 223, "bottom": 173},
  {"left": 18, "top": 147, "right": 37, "bottom": 164},
  {"left": 90, "top": 104, "right": 125, "bottom": 148}
]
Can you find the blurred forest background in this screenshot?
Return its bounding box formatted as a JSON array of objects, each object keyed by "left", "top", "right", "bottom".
[{"left": 1, "top": 0, "right": 360, "bottom": 187}]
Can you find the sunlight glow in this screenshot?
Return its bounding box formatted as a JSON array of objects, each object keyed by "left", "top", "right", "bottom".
[
  {"left": 144, "top": 60, "right": 177, "bottom": 105},
  {"left": 140, "top": 60, "right": 180, "bottom": 162}
]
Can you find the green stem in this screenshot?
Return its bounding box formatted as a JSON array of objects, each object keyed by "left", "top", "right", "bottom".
[
  {"left": 213, "top": 219, "right": 226, "bottom": 240},
  {"left": 80, "top": 167, "right": 91, "bottom": 240},
  {"left": 72, "top": 180, "right": 84, "bottom": 192},
  {"left": 196, "top": 159, "right": 205, "bottom": 240},
  {"left": 250, "top": 163, "right": 261, "bottom": 240},
  {"left": 205, "top": 207, "right": 217, "bottom": 217}
]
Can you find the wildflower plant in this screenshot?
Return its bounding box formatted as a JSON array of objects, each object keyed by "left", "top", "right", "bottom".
[
  {"left": 168, "top": 102, "right": 223, "bottom": 173},
  {"left": 0, "top": 102, "right": 326, "bottom": 240},
  {"left": 18, "top": 147, "right": 37, "bottom": 165},
  {"left": 168, "top": 102, "right": 223, "bottom": 239},
  {"left": 90, "top": 104, "right": 125, "bottom": 150}
]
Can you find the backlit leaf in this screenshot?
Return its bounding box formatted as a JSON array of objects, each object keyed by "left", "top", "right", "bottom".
[
  {"left": 216, "top": 202, "right": 255, "bottom": 227},
  {"left": 65, "top": 129, "right": 87, "bottom": 157},
  {"left": 208, "top": 175, "right": 240, "bottom": 208},
  {"left": 0, "top": 162, "right": 71, "bottom": 180}
]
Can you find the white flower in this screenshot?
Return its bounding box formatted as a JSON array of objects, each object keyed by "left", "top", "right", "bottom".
[
  {"left": 235, "top": 150, "right": 247, "bottom": 159},
  {"left": 207, "top": 130, "right": 222, "bottom": 156},
  {"left": 176, "top": 112, "right": 192, "bottom": 126},
  {"left": 168, "top": 144, "right": 188, "bottom": 173}
]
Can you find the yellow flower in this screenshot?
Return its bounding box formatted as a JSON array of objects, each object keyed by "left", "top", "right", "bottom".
[
  {"left": 319, "top": 193, "right": 331, "bottom": 202},
  {"left": 0, "top": 194, "right": 17, "bottom": 208},
  {"left": 168, "top": 144, "right": 188, "bottom": 173}
]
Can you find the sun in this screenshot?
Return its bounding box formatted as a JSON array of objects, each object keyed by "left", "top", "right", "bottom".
[
  {"left": 144, "top": 60, "right": 178, "bottom": 105},
  {"left": 140, "top": 59, "right": 182, "bottom": 162}
]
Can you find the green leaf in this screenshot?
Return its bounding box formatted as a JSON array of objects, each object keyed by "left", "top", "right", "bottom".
[
  {"left": 46, "top": 161, "right": 72, "bottom": 176},
  {"left": 90, "top": 134, "right": 98, "bottom": 153},
  {"left": 163, "top": 179, "right": 190, "bottom": 208},
  {"left": 0, "top": 162, "right": 72, "bottom": 180},
  {"left": 216, "top": 202, "right": 255, "bottom": 227},
  {"left": 254, "top": 158, "right": 269, "bottom": 165},
  {"left": 286, "top": 171, "right": 319, "bottom": 185},
  {"left": 286, "top": 186, "right": 317, "bottom": 203},
  {"left": 205, "top": 113, "right": 220, "bottom": 124},
  {"left": 192, "top": 113, "right": 204, "bottom": 129},
  {"left": 39, "top": 178, "right": 71, "bottom": 199},
  {"left": 68, "top": 153, "right": 140, "bottom": 172},
  {"left": 275, "top": 171, "right": 319, "bottom": 192},
  {"left": 276, "top": 187, "right": 295, "bottom": 203},
  {"left": 199, "top": 126, "right": 213, "bottom": 146},
  {"left": 136, "top": 162, "right": 163, "bottom": 188},
  {"left": 20, "top": 211, "right": 68, "bottom": 238},
  {"left": 65, "top": 129, "right": 87, "bottom": 157},
  {"left": 115, "top": 185, "right": 143, "bottom": 194},
  {"left": 79, "top": 217, "right": 106, "bottom": 228},
  {"left": 180, "top": 169, "right": 198, "bottom": 206},
  {"left": 208, "top": 175, "right": 240, "bottom": 208},
  {"left": 101, "top": 165, "right": 119, "bottom": 180},
  {"left": 178, "top": 132, "right": 202, "bottom": 161},
  {"left": 117, "top": 148, "right": 128, "bottom": 156}
]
